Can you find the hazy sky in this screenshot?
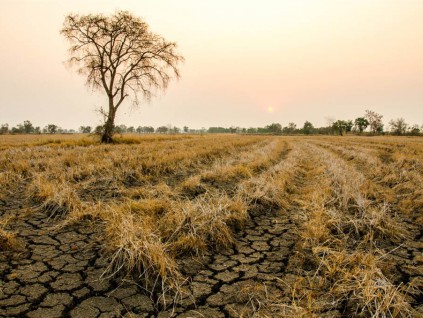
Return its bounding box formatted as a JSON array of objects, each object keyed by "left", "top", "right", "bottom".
[{"left": 1, "top": 1, "right": 423, "bottom": 129}]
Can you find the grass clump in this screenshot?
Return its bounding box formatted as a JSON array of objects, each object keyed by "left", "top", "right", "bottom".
[
  {"left": 96, "top": 192, "right": 248, "bottom": 292},
  {"left": 102, "top": 207, "right": 181, "bottom": 292},
  {"left": 0, "top": 217, "right": 21, "bottom": 251},
  {"left": 311, "top": 248, "right": 412, "bottom": 317},
  {"left": 162, "top": 193, "right": 248, "bottom": 255},
  {"left": 29, "top": 175, "right": 83, "bottom": 219}
]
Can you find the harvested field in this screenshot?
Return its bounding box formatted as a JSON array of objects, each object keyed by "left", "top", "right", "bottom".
[{"left": 0, "top": 134, "right": 422, "bottom": 317}]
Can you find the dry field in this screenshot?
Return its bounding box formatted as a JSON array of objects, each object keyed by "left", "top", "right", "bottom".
[{"left": 0, "top": 134, "right": 422, "bottom": 317}]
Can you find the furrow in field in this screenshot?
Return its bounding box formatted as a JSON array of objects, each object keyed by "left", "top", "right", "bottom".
[
  {"left": 310, "top": 139, "right": 423, "bottom": 225},
  {"left": 330, "top": 136, "right": 423, "bottom": 166},
  {"left": 298, "top": 140, "right": 421, "bottom": 315},
  {"left": 155, "top": 141, "right": 306, "bottom": 316}
]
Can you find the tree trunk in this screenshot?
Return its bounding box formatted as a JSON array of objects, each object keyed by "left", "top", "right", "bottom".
[
  {"left": 101, "top": 120, "right": 114, "bottom": 143},
  {"left": 101, "top": 99, "right": 115, "bottom": 143}
]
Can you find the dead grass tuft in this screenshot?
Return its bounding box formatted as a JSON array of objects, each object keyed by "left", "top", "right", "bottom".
[
  {"left": 29, "top": 175, "right": 83, "bottom": 218},
  {"left": 100, "top": 203, "right": 182, "bottom": 291},
  {"left": 162, "top": 193, "right": 249, "bottom": 255},
  {"left": 0, "top": 217, "right": 21, "bottom": 251},
  {"left": 311, "top": 247, "right": 412, "bottom": 317}
]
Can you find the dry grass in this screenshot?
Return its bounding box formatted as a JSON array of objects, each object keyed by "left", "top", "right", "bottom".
[
  {"left": 1, "top": 134, "right": 421, "bottom": 315},
  {"left": 311, "top": 248, "right": 412, "bottom": 317},
  {"left": 29, "top": 175, "right": 84, "bottom": 219},
  {"left": 287, "top": 141, "right": 415, "bottom": 317},
  {"left": 238, "top": 144, "right": 299, "bottom": 209},
  {"left": 311, "top": 137, "right": 423, "bottom": 226},
  {"left": 100, "top": 202, "right": 181, "bottom": 291},
  {"left": 162, "top": 193, "right": 249, "bottom": 254},
  {"left": 0, "top": 135, "right": 279, "bottom": 289},
  {"left": 0, "top": 216, "right": 20, "bottom": 251},
  {"left": 0, "top": 133, "right": 95, "bottom": 149},
  {"left": 224, "top": 279, "right": 321, "bottom": 318}
]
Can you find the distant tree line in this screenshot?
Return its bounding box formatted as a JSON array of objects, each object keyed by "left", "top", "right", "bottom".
[
  {"left": 2, "top": 110, "right": 422, "bottom": 136},
  {"left": 0, "top": 121, "right": 76, "bottom": 135},
  {"left": 206, "top": 110, "right": 422, "bottom": 136}
]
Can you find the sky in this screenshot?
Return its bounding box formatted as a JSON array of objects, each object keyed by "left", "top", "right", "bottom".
[{"left": 1, "top": 0, "right": 423, "bottom": 130}]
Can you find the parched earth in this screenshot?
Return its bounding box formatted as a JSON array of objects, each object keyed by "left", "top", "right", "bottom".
[
  {"left": 1, "top": 163, "right": 422, "bottom": 317},
  {"left": 1, "top": 192, "right": 301, "bottom": 318}
]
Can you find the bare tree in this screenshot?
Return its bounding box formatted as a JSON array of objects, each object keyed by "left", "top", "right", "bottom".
[
  {"left": 365, "top": 110, "right": 383, "bottom": 134},
  {"left": 61, "top": 11, "right": 184, "bottom": 143}
]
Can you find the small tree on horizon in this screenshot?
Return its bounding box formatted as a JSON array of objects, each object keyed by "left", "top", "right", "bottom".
[
  {"left": 365, "top": 110, "right": 383, "bottom": 134},
  {"left": 79, "top": 126, "right": 92, "bottom": 133},
  {"left": 0, "top": 124, "right": 9, "bottom": 134},
  {"left": 389, "top": 118, "right": 408, "bottom": 135},
  {"left": 23, "top": 120, "right": 34, "bottom": 134},
  {"left": 409, "top": 124, "right": 420, "bottom": 135},
  {"left": 47, "top": 124, "right": 58, "bottom": 134},
  {"left": 61, "top": 11, "right": 184, "bottom": 143},
  {"left": 265, "top": 123, "right": 282, "bottom": 134},
  {"left": 303, "top": 121, "right": 314, "bottom": 135},
  {"left": 354, "top": 117, "right": 369, "bottom": 134},
  {"left": 156, "top": 126, "right": 168, "bottom": 134},
  {"left": 332, "top": 120, "right": 347, "bottom": 136}
]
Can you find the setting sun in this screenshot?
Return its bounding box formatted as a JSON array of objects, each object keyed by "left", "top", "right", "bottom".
[{"left": 267, "top": 107, "right": 274, "bottom": 113}]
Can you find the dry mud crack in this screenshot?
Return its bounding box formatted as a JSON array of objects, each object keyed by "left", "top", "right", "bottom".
[
  {"left": 1, "top": 193, "right": 298, "bottom": 318},
  {"left": 170, "top": 207, "right": 298, "bottom": 317}
]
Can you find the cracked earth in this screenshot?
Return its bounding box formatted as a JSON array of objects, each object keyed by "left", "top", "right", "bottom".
[{"left": 1, "top": 193, "right": 299, "bottom": 318}]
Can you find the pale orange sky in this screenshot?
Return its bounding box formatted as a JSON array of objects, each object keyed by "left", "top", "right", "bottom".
[{"left": 1, "top": 0, "right": 422, "bottom": 129}]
